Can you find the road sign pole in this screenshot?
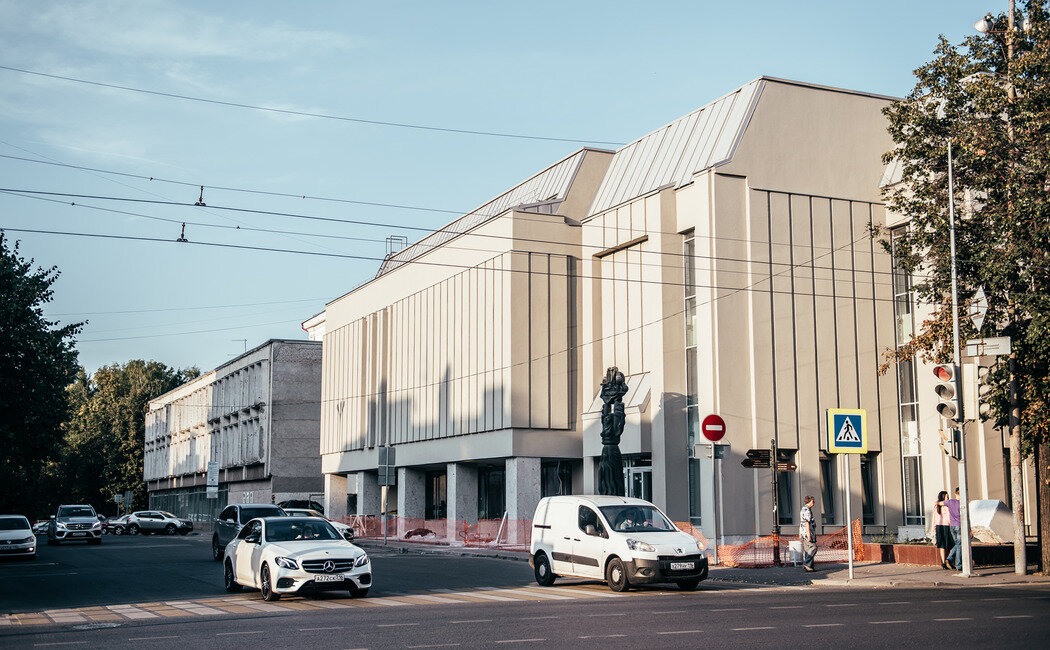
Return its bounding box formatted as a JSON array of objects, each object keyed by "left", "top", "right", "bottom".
[
  {"left": 844, "top": 456, "right": 854, "bottom": 581},
  {"left": 381, "top": 485, "right": 388, "bottom": 546}
]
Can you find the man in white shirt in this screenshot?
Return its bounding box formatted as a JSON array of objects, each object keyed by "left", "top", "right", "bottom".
[{"left": 800, "top": 495, "right": 817, "bottom": 572}]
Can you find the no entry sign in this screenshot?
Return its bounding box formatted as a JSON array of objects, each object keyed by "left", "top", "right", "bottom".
[{"left": 702, "top": 414, "right": 726, "bottom": 442}]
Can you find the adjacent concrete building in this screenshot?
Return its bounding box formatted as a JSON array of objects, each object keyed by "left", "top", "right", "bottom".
[
  {"left": 313, "top": 77, "right": 921, "bottom": 547},
  {"left": 144, "top": 339, "right": 323, "bottom": 523}
]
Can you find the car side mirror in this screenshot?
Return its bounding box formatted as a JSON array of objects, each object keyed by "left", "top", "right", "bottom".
[
  {"left": 245, "top": 534, "right": 260, "bottom": 544},
  {"left": 343, "top": 532, "right": 355, "bottom": 541},
  {"left": 584, "top": 524, "right": 598, "bottom": 536}
]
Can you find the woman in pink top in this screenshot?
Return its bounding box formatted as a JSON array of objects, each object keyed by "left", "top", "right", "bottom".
[{"left": 933, "top": 490, "right": 952, "bottom": 569}]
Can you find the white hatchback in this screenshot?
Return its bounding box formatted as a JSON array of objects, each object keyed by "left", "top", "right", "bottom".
[
  {"left": 0, "top": 515, "right": 36, "bottom": 559},
  {"left": 223, "top": 516, "right": 371, "bottom": 601},
  {"left": 529, "top": 495, "right": 708, "bottom": 592}
]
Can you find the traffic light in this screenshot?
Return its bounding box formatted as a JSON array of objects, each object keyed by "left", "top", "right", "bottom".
[
  {"left": 976, "top": 365, "right": 992, "bottom": 418},
  {"left": 933, "top": 364, "right": 963, "bottom": 422}
]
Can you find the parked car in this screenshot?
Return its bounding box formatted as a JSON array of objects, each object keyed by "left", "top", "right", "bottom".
[
  {"left": 223, "top": 516, "right": 371, "bottom": 601},
  {"left": 0, "top": 515, "right": 37, "bottom": 559},
  {"left": 529, "top": 495, "right": 708, "bottom": 592},
  {"left": 277, "top": 499, "right": 323, "bottom": 514},
  {"left": 47, "top": 504, "right": 102, "bottom": 545},
  {"left": 212, "top": 504, "right": 287, "bottom": 560},
  {"left": 31, "top": 520, "right": 49, "bottom": 534},
  {"left": 102, "top": 514, "right": 130, "bottom": 534},
  {"left": 126, "top": 511, "right": 193, "bottom": 536},
  {"left": 282, "top": 508, "right": 354, "bottom": 541}
]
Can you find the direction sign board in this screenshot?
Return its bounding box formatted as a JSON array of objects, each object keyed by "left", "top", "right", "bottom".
[
  {"left": 123, "top": 489, "right": 133, "bottom": 504},
  {"left": 775, "top": 462, "right": 797, "bottom": 472},
  {"left": 827, "top": 408, "right": 867, "bottom": 454},
  {"left": 965, "top": 336, "right": 1011, "bottom": 358},
  {"left": 206, "top": 461, "right": 220, "bottom": 498},
  {"left": 746, "top": 449, "right": 771, "bottom": 461},
  {"left": 378, "top": 446, "right": 397, "bottom": 487},
  {"left": 969, "top": 286, "right": 988, "bottom": 331},
  {"left": 742, "top": 458, "right": 771, "bottom": 469},
  {"left": 114, "top": 493, "right": 123, "bottom": 505},
  {"left": 701, "top": 414, "right": 726, "bottom": 442}
]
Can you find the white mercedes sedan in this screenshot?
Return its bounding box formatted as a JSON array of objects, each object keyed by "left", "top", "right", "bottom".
[{"left": 223, "top": 517, "right": 371, "bottom": 601}]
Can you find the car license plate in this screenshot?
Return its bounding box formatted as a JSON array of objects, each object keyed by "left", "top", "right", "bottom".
[
  {"left": 314, "top": 574, "right": 344, "bottom": 583},
  {"left": 670, "top": 561, "right": 694, "bottom": 571},
  {"left": 71, "top": 532, "right": 86, "bottom": 537},
  {"left": 0, "top": 545, "right": 14, "bottom": 550}
]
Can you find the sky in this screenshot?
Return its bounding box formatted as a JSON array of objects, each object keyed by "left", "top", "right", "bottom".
[{"left": 0, "top": 0, "right": 1000, "bottom": 374}]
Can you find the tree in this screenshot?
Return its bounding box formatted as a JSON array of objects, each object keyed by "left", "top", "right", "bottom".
[
  {"left": 60, "top": 361, "right": 199, "bottom": 512},
  {"left": 879, "top": 1, "right": 1050, "bottom": 572},
  {"left": 0, "top": 232, "right": 83, "bottom": 516}
]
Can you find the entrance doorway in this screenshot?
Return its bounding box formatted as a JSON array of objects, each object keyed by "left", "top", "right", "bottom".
[{"left": 623, "top": 457, "right": 652, "bottom": 501}]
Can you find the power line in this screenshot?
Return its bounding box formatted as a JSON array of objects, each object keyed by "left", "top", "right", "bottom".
[
  {"left": 51, "top": 297, "right": 327, "bottom": 317},
  {"left": 80, "top": 318, "right": 305, "bottom": 343},
  {"left": 0, "top": 152, "right": 464, "bottom": 215},
  {"left": 0, "top": 65, "right": 626, "bottom": 146}
]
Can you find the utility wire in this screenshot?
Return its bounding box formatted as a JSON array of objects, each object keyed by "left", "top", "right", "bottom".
[{"left": 0, "top": 65, "right": 626, "bottom": 146}]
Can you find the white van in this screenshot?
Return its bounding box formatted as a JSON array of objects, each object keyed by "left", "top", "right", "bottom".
[{"left": 529, "top": 495, "right": 708, "bottom": 592}]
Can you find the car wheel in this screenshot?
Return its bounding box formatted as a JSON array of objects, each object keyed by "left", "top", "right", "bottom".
[
  {"left": 211, "top": 536, "right": 223, "bottom": 561},
  {"left": 260, "top": 564, "right": 281, "bottom": 602},
  {"left": 349, "top": 587, "right": 369, "bottom": 598},
  {"left": 128, "top": 524, "right": 140, "bottom": 535},
  {"left": 533, "top": 553, "right": 556, "bottom": 587},
  {"left": 675, "top": 578, "right": 700, "bottom": 591},
  {"left": 605, "top": 557, "right": 631, "bottom": 592},
  {"left": 224, "top": 560, "right": 242, "bottom": 593},
  {"left": 165, "top": 524, "right": 177, "bottom": 535}
]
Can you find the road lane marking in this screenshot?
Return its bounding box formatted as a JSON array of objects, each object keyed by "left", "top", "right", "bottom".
[
  {"left": 106, "top": 605, "right": 156, "bottom": 620},
  {"left": 481, "top": 588, "right": 572, "bottom": 600},
  {"left": 397, "top": 594, "right": 468, "bottom": 604},
  {"left": 657, "top": 630, "right": 702, "bottom": 635},
  {"left": 732, "top": 627, "right": 774, "bottom": 631},
  {"left": 804, "top": 624, "right": 844, "bottom": 628},
  {"left": 363, "top": 598, "right": 410, "bottom": 607},
  {"left": 871, "top": 621, "right": 910, "bottom": 624},
  {"left": 495, "top": 640, "right": 546, "bottom": 644},
  {"left": 995, "top": 615, "right": 1032, "bottom": 619},
  {"left": 428, "top": 589, "right": 518, "bottom": 602},
  {"left": 544, "top": 587, "right": 623, "bottom": 598}
]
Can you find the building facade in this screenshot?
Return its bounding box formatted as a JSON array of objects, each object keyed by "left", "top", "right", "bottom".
[
  {"left": 314, "top": 77, "right": 916, "bottom": 547},
  {"left": 144, "top": 339, "right": 323, "bottom": 523}
]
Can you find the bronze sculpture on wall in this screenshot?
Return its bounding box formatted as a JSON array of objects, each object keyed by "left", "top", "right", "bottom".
[{"left": 597, "top": 367, "right": 628, "bottom": 496}]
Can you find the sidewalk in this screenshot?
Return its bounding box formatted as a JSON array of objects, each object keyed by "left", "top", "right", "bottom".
[
  {"left": 359, "top": 539, "right": 1050, "bottom": 589},
  {"left": 710, "top": 561, "right": 1050, "bottom": 588}
]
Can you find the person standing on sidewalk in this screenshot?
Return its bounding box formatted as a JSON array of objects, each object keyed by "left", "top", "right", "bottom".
[
  {"left": 933, "top": 490, "right": 952, "bottom": 569},
  {"left": 800, "top": 495, "right": 817, "bottom": 572},
  {"left": 945, "top": 488, "right": 962, "bottom": 570}
]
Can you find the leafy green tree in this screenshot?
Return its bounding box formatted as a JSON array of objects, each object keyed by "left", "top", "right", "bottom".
[
  {"left": 60, "top": 361, "right": 199, "bottom": 513},
  {"left": 880, "top": 1, "right": 1050, "bottom": 570},
  {"left": 0, "top": 232, "right": 82, "bottom": 517}
]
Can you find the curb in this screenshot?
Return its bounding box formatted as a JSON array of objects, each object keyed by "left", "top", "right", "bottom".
[{"left": 356, "top": 540, "right": 529, "bottom": 562}]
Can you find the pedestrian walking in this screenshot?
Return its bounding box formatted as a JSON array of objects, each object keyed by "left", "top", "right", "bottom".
[
  {"left": 933, "top": 490, "right": 952, "bottom": 569},
  {"left": 800, "top": 495, "right": 817, "bottom": 572},
  {"left": 945, "top": 487, "right": 962, "bottom": 570}
]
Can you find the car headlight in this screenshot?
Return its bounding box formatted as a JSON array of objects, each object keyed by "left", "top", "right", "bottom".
[
  {"left": 625, "top": 539, "right": 655, "bottom": 553},
  {"left": 92, "top": 522, "right": 101, "bottom": 529},
  {"left": 354, "top": 554, "right": 369, "bottom": 567},
  {"left": 55, "top": 522, "right": 67, "bottom": 530},
  {"left": 274, "top": 557, "right": 298, "bottom": 570},
  {"left": 21, "top": 536, "right": 35, "bottom": 544}
]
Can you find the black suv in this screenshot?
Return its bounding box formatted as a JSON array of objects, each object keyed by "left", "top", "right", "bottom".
[{"left": 211, "top": 504, "right": 286, "bottom": 560}]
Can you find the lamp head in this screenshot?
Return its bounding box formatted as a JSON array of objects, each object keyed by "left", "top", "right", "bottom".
[{"left": 975, "top": 13, "right": 993, "bottom": 34}]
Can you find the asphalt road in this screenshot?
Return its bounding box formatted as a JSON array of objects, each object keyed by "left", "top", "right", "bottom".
[
  {"left": 0, "top": 533, "right": 532, "bottom": 613},
  {"left": 2, "top": 535, "right": 1048, "bottom": 648}
]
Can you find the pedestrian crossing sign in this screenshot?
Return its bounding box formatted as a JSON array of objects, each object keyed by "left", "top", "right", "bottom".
[{"left": 827, "top": 408, "right": 867, "bottom": 454}]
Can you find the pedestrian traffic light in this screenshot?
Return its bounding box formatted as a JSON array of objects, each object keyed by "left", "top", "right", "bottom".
[{"left": 934, "top": 364, "right": 963, "bottom": 422}]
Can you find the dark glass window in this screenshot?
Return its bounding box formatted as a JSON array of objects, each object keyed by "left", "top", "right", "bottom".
[
  {"left": 819, "top": 453, "right": 836, "bottom": 526},
  {"left": 777, "top": 449, "right": 796, "bottom": 525},
  {"left": 903, "top": 456, "right": 924, "bottom": 525},
  {"left": 477, "top": 467, "right": 505, "bottom": 520},
  {"left": 425, "top": 470, "right": 446, "bottom": 519},
  {"left": 860, "top": 453, "right": 877, "bottom": 525},
  {"left": 541, "top": 462, "right": 572, "bottom": 498},
  {"left": 577, "top": 506, "right": 605, "bottom": 535}
]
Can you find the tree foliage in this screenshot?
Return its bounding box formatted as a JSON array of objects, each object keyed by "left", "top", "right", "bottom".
[
  {"left": 0, "top": 232, "right": 82, "bottom": 515},
  {"left": 60, "top": 361, "right": 199, "bottom": 513},
  {"left": 880, "top": 1, "right": 1050, "bottom": 452}
]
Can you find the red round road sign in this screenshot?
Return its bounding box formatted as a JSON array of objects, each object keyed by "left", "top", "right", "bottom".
[{"left": 702, "top": 414, "right": 726, "bottom": 442}]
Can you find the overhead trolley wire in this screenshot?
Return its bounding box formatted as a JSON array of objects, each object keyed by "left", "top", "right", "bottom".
[{"left": 0, "top": 65, "right": 627, "bottom": 146}]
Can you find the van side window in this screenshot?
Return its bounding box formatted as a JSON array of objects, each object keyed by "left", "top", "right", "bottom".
[{"left": 578, "top": 506, "right": 604, "bottom": 535}]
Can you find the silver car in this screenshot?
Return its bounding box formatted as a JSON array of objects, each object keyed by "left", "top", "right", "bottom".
[
  {"left": 126, "top": 511, "right": 193, "bottom": 536},
  {"left": 0, "top": 515, "right": 37, "bottom": 559},
  {"left": 47, "top": 505, "right": 102, "bottom": 545}
]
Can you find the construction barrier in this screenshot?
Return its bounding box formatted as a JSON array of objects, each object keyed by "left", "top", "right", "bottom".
[{"left": 717, "top": 519, "right": 864, "bottom": 568}]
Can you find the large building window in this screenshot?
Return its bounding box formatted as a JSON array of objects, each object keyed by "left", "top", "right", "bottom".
[
  {"left": 860, "top": 452, "right": 878, "bottom": 525},
  {"left": 891, "top": 229, "right": 925, "bottom": 525},
  {"left": 541, "top": 461, "right": 573, "bottom": 497},
  {"left": 819, "top": 452, "right": 836, "bottom": 526},
  {"left": 424, "top": 470, "right": 446, "bottom": 520},
  {"left": 777, "top": 449, "right": 797, "bottom": 525},
  {"left": 684, "top": 230, "right": 702, "bottom": 528},
  {"left": 477, "top": 466, "right": 505, "bottom": 520}
]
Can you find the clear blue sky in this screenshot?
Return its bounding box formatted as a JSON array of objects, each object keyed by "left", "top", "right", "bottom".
[{"left": 0, "top": 0, "right": 998, "bottom": 374}]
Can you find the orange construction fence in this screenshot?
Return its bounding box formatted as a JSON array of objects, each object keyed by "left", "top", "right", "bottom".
[{"left": 717, "top": 519, "right": 864, "bottom": 567}]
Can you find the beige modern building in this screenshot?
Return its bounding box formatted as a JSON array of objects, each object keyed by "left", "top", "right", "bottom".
[
  {"left": 144, "top": 339, "right": 323, "bottom": 523},
  {"left": 313, "top": 77, "right": 917, "bottom": 547}
]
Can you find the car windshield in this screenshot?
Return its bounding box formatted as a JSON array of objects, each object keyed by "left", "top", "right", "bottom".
[
  {"left": 57, "top": 506, "right": 95, "bottom": 518},
  {"left": 240, "top": 507, "right": 285, "bottom": 522},
  {"left": 265, "top": 519, "right": 341, "bottom": 543},
  {"left": 287, "top": 509, "right": 323, "bottom": 518},
  {"left": 599, "top": 505, "right": 676, "bottom": 533},
  {"left": 0, "top": 518, "right": 30, "bottom": 531}
]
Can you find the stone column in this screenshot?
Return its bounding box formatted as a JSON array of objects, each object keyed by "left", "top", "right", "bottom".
[
  {"left": 396, "top": 467, "right": 425, "bottom": 538},
  {"left": 582, "top": 456, "right": 598, "bottom": 494},
  {"left": 323, "top": 473, "right": 348, "bottom": 522},
  {"left": 356, "top": 471, "right": 381, "bottom": 517},
  {"left": 505, "top": 457, "right": 541, "bottom": 546},
  {"left": 447, "top": 462, "right": 478, "bottom": 542}
]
